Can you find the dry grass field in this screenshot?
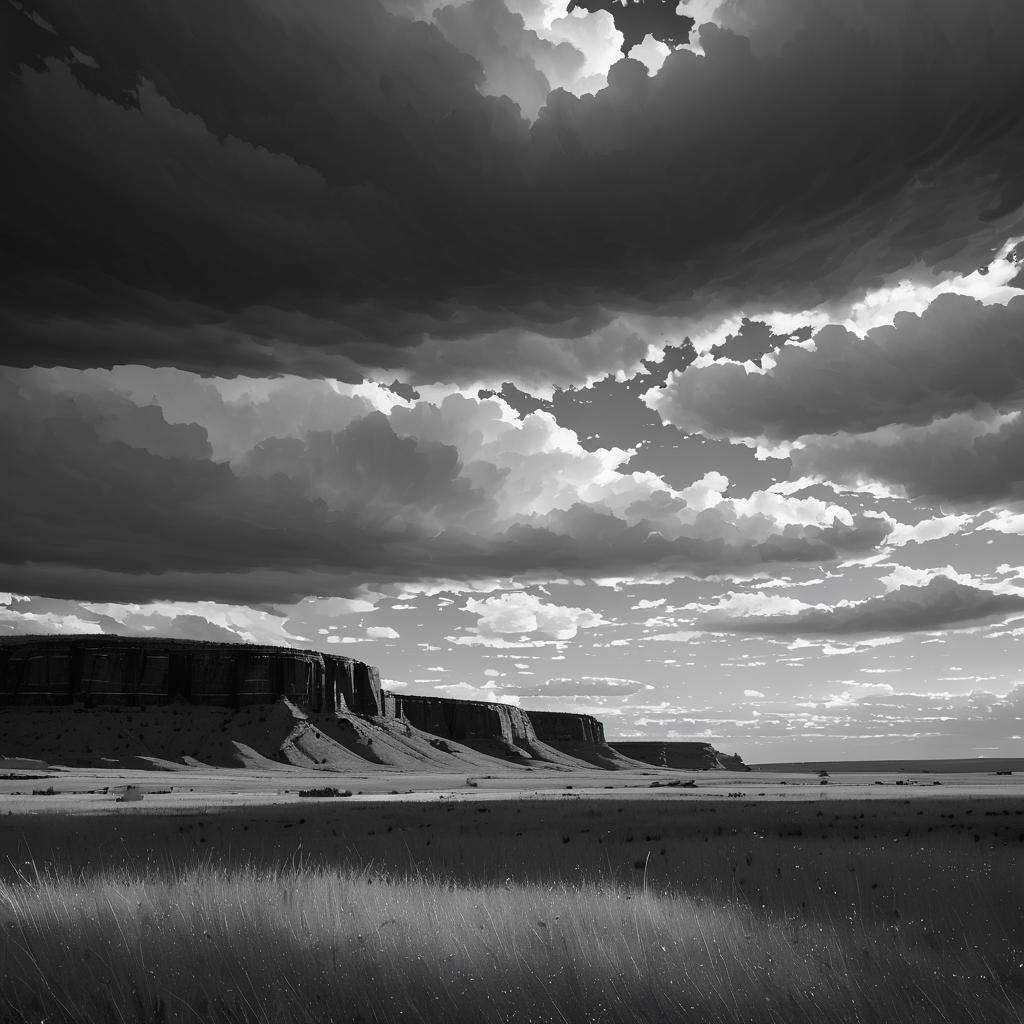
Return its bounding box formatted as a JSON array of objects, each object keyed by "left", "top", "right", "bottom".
[{"left": 1, "top": 770, "right": 1022, "bottom": 1023}]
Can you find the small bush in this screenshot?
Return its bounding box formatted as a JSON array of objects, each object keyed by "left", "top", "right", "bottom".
[{"left": 298, "top": 787, "right": 352, "bottom": 798}]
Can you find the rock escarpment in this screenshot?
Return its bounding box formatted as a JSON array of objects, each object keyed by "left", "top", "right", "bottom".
[
  {"left": 390, "top": 692, "right": 537, "bottom": 760},
  {"left": 611, "top": 741, "right": 751, "bottom": 771},
  {"left": 388, "top": 693, "right": 600, "bottom": 767},
  {"left": 0, "top": 635, "right": 663, "bottom": 772},
  {"left": 1, "top": 636, "right": 748, "bottom": 773},
  {"left": 526, "top": 711, "right": 652, "bottom": 769},
  {"left": 0, "top": 635, "right": 382, "bottom": 716},
  {"left": 527, "top": 711, "right": 605, "bottom": 745}
]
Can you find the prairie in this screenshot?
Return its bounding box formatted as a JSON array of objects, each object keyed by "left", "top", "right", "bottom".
[{"left": 1, "top": 789, "right": 1022, "bottom": 1023}]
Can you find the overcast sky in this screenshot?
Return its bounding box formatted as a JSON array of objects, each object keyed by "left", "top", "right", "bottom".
[{"left": 3, "top": 0, "right": 1024, "bottom": 761}]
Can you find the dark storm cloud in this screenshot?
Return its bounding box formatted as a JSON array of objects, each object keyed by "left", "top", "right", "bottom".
[
  {"left": 712, "top": 319, "right": 790, "bottom": 368},
  {"left": 651, "top": 295, "right": 1024, "bottom": 441},
  {"left": 0, "top": 372, "right": 494, "bottom": 585},
  {"left": 3, "top": 0, "right": 1024, "bottom": 383},
  {"left": 707, "top": 576, "right": 1024, "bottom": 636},
  {"left": 0, "top": 369, "right": 888, "bottom": 603},
  {"left": 791, "top": 410, "right": 1024, "bottom": 505}
]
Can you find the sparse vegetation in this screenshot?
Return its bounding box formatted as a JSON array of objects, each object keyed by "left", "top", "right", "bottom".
[
  {"left": 297, "top": 786, "right": 352, "bottom": 798},
  {"left": 0, "top": 851, "right": 1019, "bottom": 1023},
  {"left": 0, "top": 796, "right": 1021, "bottom": 1023}
]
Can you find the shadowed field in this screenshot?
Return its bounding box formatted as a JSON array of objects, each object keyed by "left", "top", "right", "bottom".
[{"left": 2, "top": 790, "right": 1022, "bottom": 1023}]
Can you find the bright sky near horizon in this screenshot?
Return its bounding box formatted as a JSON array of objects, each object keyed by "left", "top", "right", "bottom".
[{"left": 3, "top": 0, "right": 1024, "bottom": 760}]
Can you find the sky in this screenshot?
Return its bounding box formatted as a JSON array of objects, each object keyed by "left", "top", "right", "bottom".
[{"left": 3, "top": 0, "right": 1024, "bottom": 761}]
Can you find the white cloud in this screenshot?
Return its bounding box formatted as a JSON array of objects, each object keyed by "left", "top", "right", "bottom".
[
  {"left": 706, "top": 576, "right": 1024, "bottom": 636},
  {"left": 505, "top": 676, "right": 652, "bottom": 697},
  {"left": 647, "top": 630, "right": 706, "bottom": 643},
  {"left": 886, "top": 514, "right": 973, "bottom": 547},
  {"left": 447, "top": 635, "right": 563, "bottom": 649},
  {"left": 687, "top": 591, "right": 817, "bottom": 618},
  {"left": 433, "top": 682, "right": 521, "bottom": 705},
  {"left": 1, "top": 373, "right": 892, "bottom": 606},
  {"left": 464, "top": 591, "right": 607, "bottom": 640},
  {"left": 978, "top": 511, "right": 1024, "bottom": 535}
]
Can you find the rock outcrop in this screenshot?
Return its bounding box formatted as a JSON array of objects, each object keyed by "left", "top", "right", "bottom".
[
  {"left": 0, "top": 635, "right": 382, "bottom": 716},
  {"left": 388, "top": 693, "right": 596, "bottom": 766},
  {"left": 0, "top": 635, "right": 747, "bottom": 774},
  {"left": 610, "top": 741, "right": 751, "bottom": 771},
  {"left": 527, "top": 711, "right": 605, "bottom": 745},
  {"left": 526, "top": 711, "right": 653, "bottom": 770}
]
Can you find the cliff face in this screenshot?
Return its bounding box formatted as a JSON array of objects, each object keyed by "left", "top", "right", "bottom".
[
  {"left": 389, "top": 692, "right": 540, "bottom": 760},
  {"left": 387, "top": 695, "right": 639, "bottom": 769},
  {"left": 0, "top": 635, "right": 723, "bottom": 774},
  {"left": 526, "top": 710, "right": 656, "bottom": 770},
  {"left": 0, "top": 636, "right": 382, "bottom": 716},
  {"left": 527, "top": 711, "right": 605, "bottom": 745},
  {"left": 611, "top": 741, "right": 751, "bottom": 771}
]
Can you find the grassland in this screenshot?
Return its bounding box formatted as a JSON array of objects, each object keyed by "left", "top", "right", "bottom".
[{"left": 1, "top": 793, "right": 1022, "bottom": 1023}]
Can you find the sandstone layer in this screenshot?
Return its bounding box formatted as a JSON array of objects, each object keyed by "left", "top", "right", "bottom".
[
  {"left": 526, "top": 710, "right": 652, "bottom": 770},
  {"left": 0, "top": 635, "right": 669, "bottom": 773},
  {"left": 0, "top": 635, "right": 382, "bottom": 716},
  {"left": 389, "top": 693, "right": 598, "bottom": 767}
]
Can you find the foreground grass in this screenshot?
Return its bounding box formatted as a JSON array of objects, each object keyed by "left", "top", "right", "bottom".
[
  {"left": 1, "top": 857, "right": 1021, "bottom": 1024},
  {"left": 2, "top": 798, "right": 1021, "bottom": 1022}
]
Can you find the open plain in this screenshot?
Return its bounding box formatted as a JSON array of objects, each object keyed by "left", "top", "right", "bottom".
[{"left": 2, "top": 764, "right": 1022, "bottom": 1023}]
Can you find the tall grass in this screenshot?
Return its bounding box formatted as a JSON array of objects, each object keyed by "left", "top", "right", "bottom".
[{"left": 2, "top": 858, "right": 1021, "bottom": 1024}]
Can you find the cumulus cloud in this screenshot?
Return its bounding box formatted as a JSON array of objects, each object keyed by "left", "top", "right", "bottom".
[
  {"left": 0, "top": 593, "right": 302, "bottom": 646},
  {"left": 791, "top": 410, "right": 1024, "bottom": 505},
  {"left": 366, "top": 625, "right": 401, "bottom": 639},
  {"left": 886, "top": 514, "right": 974, "bottom": 547},
  {"left": 0, "top": 368, "right": 890, "bottom": 603},
  {"left": 433, "top": 0, "right": 586, "bottom": 118},
  {"left": 706, "top": 576, "right": 1024, "bottom": 636},
  {"left": 648, "top": 287, "right": 1024, "bottom": 505},
  {"left": 3, "top": 0, "right": 1024, "bottom": 385},
  {"left": 433, "top": 681, "right": 521, "bottom": 704},
  {"left": 978, "top": 511, "right": 1024, "bottom": 535},
  {"left": 649, "top": 295, "right": 1024, "bottom": 443},
  {"left": 464, "top": 591, "right": 606, "bottom": 638}
]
